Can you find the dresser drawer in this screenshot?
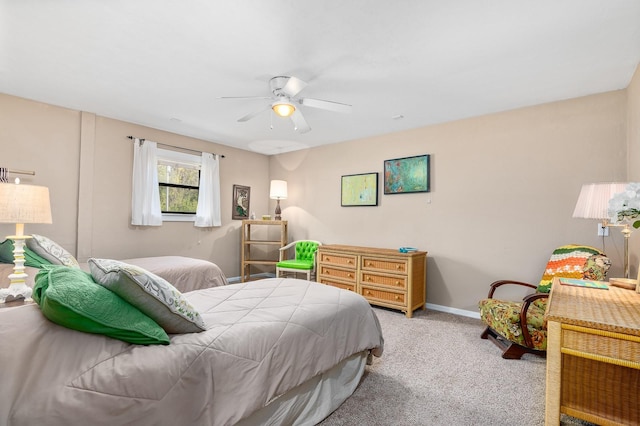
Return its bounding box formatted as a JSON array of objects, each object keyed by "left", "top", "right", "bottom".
[
  {"left": 361, "top": 256, "right": 407, "bottom": 274},
  {"left": 319, "top": 266, "right": 357, "bottom": 283},
  {"left": 361, "top": 285, "right": 405, "bottom": 306},
  {"left": 319, "top": 278, "right": 356, "bottom": 292},
  {"left": 361, "top": 272, "right": 407, "bottom": 290},
  {"left": 319, "top": 252, "right": 357, "bottom": 268}
]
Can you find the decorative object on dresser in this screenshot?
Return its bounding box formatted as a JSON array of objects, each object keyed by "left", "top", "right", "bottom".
[
  {"left": 0, "top": 183, "right": 52, "bottom": 303},
  {"left": 341, "top": 172, "right": 379, "bottom": 206},
  {"left": 232, "top": 184, "right": 250, "bottom": 220},
  {"left": 545, "top": 277, "right": 640, "bottom": 425},
  {"left": 317, "top": 244, "right": 427, "bottom": 318},
  {"left": 269, "top": 180, "right": 288, "bottom": 221},
  {"left": 478, "top": 245, "right": 611, "bottom": 359},
  {"left": 240, "top": 219, "right": 288, "bottom": 282},
  {"left": 383, "top": 154, "right": 430, "bottom": 194},
  {"left": 276, "top": 240, "right": 322, "bottom": 281}
]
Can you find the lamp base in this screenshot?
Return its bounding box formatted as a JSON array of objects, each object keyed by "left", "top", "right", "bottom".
[
  {"left": 0, "top": 235, "right": 33, "bottom": 303},
  {"left": 274, "top": 199, "right": 282, "bottom": 221},
  {"left": 0, "top": 283, "right": 32, "bottom": 303}
]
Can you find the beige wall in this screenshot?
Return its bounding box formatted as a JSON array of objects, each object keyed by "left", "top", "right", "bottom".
[
  {"left": 626, "top": 64, "right": 640, "bottom": 272},
  {"left": 2, "top": 64, "right": 638, "bottom": 313},
  {"left": 271, "top": 90, "right": 628, "bottom": 312},
  {"left": 0, "top": 93, "right": 270, "bottom": 276}
]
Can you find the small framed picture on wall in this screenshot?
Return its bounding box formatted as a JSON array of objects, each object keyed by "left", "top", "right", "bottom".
[
  {"left": 232, "top": 184, "right": 250, "bottom": 220},
  {"left": 384, "top": 154, "right": 430, "bottom": 194}
]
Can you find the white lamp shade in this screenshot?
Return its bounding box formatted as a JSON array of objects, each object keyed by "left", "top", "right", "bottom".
[
  {"left": 572, "top": 182, "right": 628, "bottom": 219},
  {"left": 270, "top": 180, "right": 288, "bottom": 200},
  {"left": 0, "top": 183, "right": 53, "bottom": 225}
]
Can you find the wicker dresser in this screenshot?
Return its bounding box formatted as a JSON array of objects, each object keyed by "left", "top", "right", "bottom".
[
  {"left": 316, "top": 244, "right": 427, "bottom": 318},
  {"left": 545, "top": 277, "right": 640, "bottom": 425}
]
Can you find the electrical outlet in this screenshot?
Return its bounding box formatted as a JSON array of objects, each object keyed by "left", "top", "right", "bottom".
[{"left": 597, "top": 223, "right": 609, "bottom": 237}]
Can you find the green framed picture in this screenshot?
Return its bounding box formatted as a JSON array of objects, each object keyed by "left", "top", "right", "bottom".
[
  {"left": 341, "top": 172, "right": 379, "bottom": 207},
  {"left": 384, "top": 154, "right": 430, "bottom": 194}
]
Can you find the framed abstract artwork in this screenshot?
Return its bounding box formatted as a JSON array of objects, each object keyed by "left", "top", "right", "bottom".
[
  {"left": 232, "top": 184, "right": 250, "bottom": 220},
  {"left": 341, "top": 172, "right": 379, "bottom": 206},
  {"left": 384, "top": 154, "right": 430, "bottom": 194}
]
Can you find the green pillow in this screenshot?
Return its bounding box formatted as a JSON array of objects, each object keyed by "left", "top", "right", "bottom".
[
  {"left": 0, "top": 239, "right": 53, "bottom": 268},
  {"left": 33, "top": 265, "right": 170, "bottom": 345}
]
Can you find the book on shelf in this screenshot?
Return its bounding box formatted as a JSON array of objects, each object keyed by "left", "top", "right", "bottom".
[{"left": 559, "top": 277, "right": 609, "bottom": 290}]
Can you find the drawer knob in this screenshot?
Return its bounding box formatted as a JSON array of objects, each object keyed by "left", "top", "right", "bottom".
[
  {"left": 395, "top": 295, "right": 400, "bottom": 300},
  {"left": 347, "top": 273, "right": 352, "bottom": 278},
  {"left": 366, "top": 291, "right": 371, "bottom": 295},
  {"left": 367, "top": 276, "right": 372, "bottom": 281},
  {"left": 348, "top": 260, "right": 353, "bottom": 264},
  {"left": 367, "top": 262, "right": 372, "bottom": 266},
  {"left": 396, "top": 265, "right": 401, "bottom": 270},
  {"left": 395, "top": 281, "right": 401, "bottom": 285}
]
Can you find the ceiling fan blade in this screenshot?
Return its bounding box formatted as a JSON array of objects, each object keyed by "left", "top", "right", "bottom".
[
  {"left": 281, "top": 76, "right": 308, "bottom": 98},
  {"left": 290, "top": 109, "right": 311, "bottom": 133},
  {"left": 237, "top": 106, "right": 270, "bottom": 122},
  {"left": 300, "top": 97, "right": 352, "bottom": 114}
]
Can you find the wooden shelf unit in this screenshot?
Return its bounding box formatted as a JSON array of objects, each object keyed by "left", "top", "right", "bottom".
[
  {"left": 317, "top": 244, "right": 427, "bottom": 318},
  {"left": 240, "top": 220, "right": 288, "bottom": 282}
]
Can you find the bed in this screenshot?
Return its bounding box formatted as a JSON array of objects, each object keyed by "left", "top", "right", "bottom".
[
  {"left": 0, "top": 255, "right": 229, "bottom": 293},
  {"left": 0, "top": 277, "right": 384, "bottom": 425}
]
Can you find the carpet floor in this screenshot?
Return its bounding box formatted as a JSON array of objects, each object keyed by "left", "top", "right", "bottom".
[{"left": 319, "top": 307, "right": 593, "bottom": 426}]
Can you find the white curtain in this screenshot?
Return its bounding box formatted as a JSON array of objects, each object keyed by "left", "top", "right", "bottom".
[
  {"left": 131, "top": 139, "right": 162, "bottom": 226},
  {"left": 195, "top": 153, "right": 221, "bottom": 227}
]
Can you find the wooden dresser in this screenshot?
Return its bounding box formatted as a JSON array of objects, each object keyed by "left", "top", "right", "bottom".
[
  {"left": 545, "top": 277, "right": 640, "bottom": 425},
  {"left": 316, "top": 244, "right": 427, "bottom": 318}
]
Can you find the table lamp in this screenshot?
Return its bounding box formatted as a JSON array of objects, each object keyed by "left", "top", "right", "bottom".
[
  {"left": 0, "top": 183, "right": 52, "bottom": 302},
  {"left": 572, "top": 182, "right": 630, "bottom": 277},
  {"left": 269, "top": 180, "right": 287, "bottom": 221}
]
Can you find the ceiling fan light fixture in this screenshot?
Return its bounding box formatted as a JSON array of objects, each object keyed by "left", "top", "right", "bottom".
[{"left": 272, "top": 101, "right": 295, "bottom": 118}]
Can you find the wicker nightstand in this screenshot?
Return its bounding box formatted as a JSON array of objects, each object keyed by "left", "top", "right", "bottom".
[{"left": 544, "top": 277, "right": 640, "bottom": 425}]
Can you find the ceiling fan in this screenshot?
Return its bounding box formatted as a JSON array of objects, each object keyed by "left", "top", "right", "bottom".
[{"left": 218, "top": 76, "right": 352, "bottom": 133}]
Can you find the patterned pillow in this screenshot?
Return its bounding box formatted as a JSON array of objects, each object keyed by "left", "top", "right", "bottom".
[
  {"left": 26, "top": 234, "right": 80, "bottom": 268},
  {"left": 88, "top": 258, "right": 206, "bottom": 334}
]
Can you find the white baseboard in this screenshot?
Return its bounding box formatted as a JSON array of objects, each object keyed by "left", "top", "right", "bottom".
[
  {"left": 226, "top": 273, "right": 275, "bottom": 284},
  {"left": 426, "top": 303, "right": 480, "bottom": 319},
  {"left": 224, "top": 276, "right": 480, "bottom": 319}
]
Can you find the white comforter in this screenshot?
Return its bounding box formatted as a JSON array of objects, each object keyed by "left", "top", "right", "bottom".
[{"left": 0, "top": 278, "right": 383, "bottom": 426}]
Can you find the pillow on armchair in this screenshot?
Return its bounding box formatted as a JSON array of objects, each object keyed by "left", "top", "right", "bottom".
[{"left": 478, "top": 245, "right": 610, "bottom": 359}]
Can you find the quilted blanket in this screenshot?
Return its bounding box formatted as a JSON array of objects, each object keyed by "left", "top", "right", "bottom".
[{"left": 0, "top": 278, "right": 383, "bottom": 426}]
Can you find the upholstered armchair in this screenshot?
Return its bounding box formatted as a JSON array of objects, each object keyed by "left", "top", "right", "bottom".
[
  {"left": 478, "top": 244, "right": 611, "bottom": 359},
  {"left": 276, "top": 240, "right": 322, "bottom": 281}
]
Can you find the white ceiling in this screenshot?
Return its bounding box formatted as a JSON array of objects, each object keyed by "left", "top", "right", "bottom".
[{"left": 2, "top": 1, "right": 640, "bottom": 155}]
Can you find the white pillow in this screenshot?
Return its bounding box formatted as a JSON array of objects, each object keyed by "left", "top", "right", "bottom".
[
  {"left": 26, "top": 234, "right": 80, "bottom": 268},
  {"left": 88, "top": 258, "right": 206, "bottom": 334}
]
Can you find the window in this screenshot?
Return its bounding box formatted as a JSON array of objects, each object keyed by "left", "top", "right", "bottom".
[{"left": 156, "top": 149, "right": 201, "bottom": 221}]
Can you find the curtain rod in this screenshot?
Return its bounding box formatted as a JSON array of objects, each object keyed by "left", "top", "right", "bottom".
[
  {"left": 126, "top": 136, "right": 225, "bottom": 158},
  {"left": 4, "top": 168, "right": 35, "bottom": 176}
]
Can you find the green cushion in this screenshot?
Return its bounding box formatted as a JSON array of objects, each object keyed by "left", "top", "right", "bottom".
[
  {"left": 0, "top": 238, "right": 54, "bottom": 268},
  {"left": 33, "top": 265, "right": 170, "bottom": 345},
  {"left": 277, "top": 259, "right": 314, "bottom": 270},
  {"left": 295, "top": 241, "right": 319, "bottom": 262}
]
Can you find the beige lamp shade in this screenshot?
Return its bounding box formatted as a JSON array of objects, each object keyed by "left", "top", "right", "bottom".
[
  {"left": 0, "top": 183, "right": 52, "bottom": 235},
  {"left": 572, "top": 182, "right": 628, "bottom": 220},
  {"left": 270, "top": 180, "right": 288, "bottom": 200}
]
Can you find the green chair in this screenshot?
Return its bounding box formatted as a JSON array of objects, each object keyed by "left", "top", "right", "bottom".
[
  {"left": 276, "top": 240, "right": 322, "bottom": 281},
  {"left": 478, "top": 244, "right": 611, "bottom": 359}
]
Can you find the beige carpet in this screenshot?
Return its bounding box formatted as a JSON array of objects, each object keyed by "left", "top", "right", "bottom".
[{"left": 319, "top": 307, "right": 592, "bottom": 426}]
